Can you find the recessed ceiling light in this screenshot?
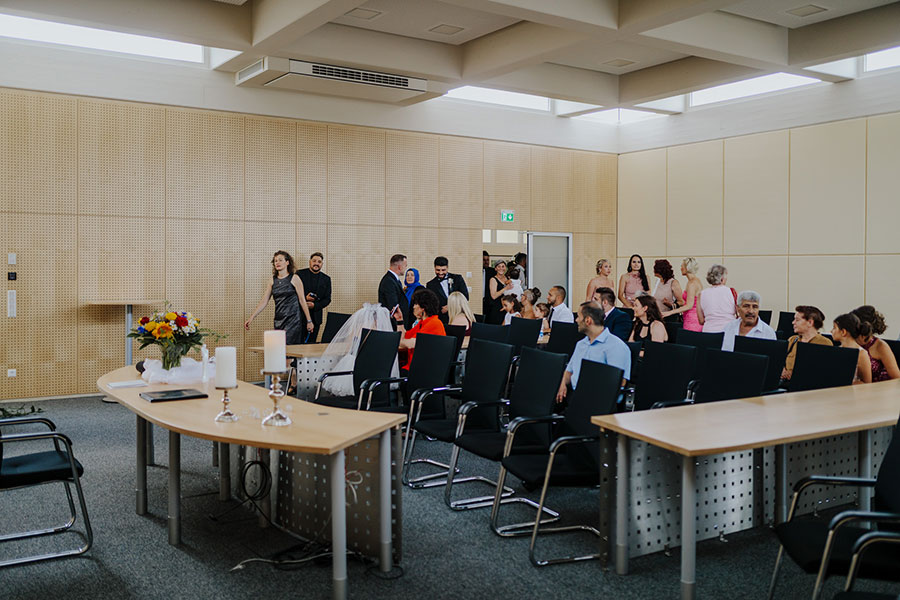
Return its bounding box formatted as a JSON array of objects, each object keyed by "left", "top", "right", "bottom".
[
  {"left": 603, "top": 58, "right": 636, "bottom": 68},
  {"left": 786, "top": 4, "right": 827, "bottom": 17},
  {"left": 429, "top": 24, "right": 465, "bottom": 36},
  {"left": 344, "top": 8, "right": 382, "bottom": 20}
]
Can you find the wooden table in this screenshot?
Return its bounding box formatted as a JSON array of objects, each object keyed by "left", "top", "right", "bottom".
[
  {"left": 99, "top": 366, "right": 404, "bottom": 600},
  {"left": 247, "top": 343, "right": 330, "bottom": 359},
  {"left": 593, "top": 379, "right": 900, "bottom": 600}
]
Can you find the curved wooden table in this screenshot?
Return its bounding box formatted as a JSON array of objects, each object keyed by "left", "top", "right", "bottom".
[{"left": 99, "top": 366, "right": 404, "bottom": 600}]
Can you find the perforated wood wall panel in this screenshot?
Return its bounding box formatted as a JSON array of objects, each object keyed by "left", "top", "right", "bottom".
[
  {"left": 166, "top": 108, "right": 244, "bottom": 221},
  {"left": 438, "top": 228, "right": 482, "bottom": 305},
  {"left": 0, "top": 89, "right": 76, "bottom": 214},
  {"left": 297, "top": 121, "right": 327, "bottom": 224},
  {"left": 385, "top": 226, "right": 439, "bottom": 290},
  {"left": 574, "top": 233, "right": 616, "bottom": 303},
  {"left": 78, "top": 98, "right": 165, "bottom": 218},
  {"left": 385, "top": 132, "right": 438, "bottom": 228},
  {"left": 246, "top": 116, "right": 296, "bottom": 223},
  {"left": 326, "top": 225, "right": 386, "bottom": 314},
  {"left": 438, "top": 136, "right": 483, "bottom": 230},
  {"left": 484, "top": 141, "right": 531, "bottom": 231},
  {"left": 327, "top": 126, "right": 384, "bottom": 226},
  {"left": 573, "top": 151, "right": 616, "bottom": 235},
  {"left": 531, "top": 147, "right": 574, "bottom": 233}
]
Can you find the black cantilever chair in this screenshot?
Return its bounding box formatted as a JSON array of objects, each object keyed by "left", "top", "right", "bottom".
[
  {"left": 674, "top": 329, "right": 725, "bottom": 380},
  {"left": 470, "top": 322, "right": 509, "bottom": 344},
  {"left": 690, "top": 349, "right": 768, "bottom": 403},
  {"left": 444, "top": 346, "right": 568, "bottom": 511},
  {"left": 733, "top": 336, "right": 789, "bottom": 393},
  {"left": 775, "top": 310, "right": 795, "bottom": 337},
  {"left": 402, "top": 338, "right": 514, "bottom": 488},
  {"left": 787, "top": 343, "right": 860, "bottom": 393},
  {"left": 0, "top": 416, "right": 93, "bottom": 567},
  {"left": 361, "top": 333, "right": 457, "bottom": 413},
  {"left": 632, "top": 342, "right": 697, "bottom": 411},
  {"left": 489, "top": 359, "right": 624, "bottom": 566},
  {"left": 832, "top": 531, "right": 900, "bottom": 599},
  {"left": 507, "top": 317, "right": 542, "bottom": 356},
  {"left": 320, "top": 311, "right": 351, "bottom": 344},
  {"left": 314, "top": 329, "right": 400, "bottom": 410},
  {"left": 759, "top": 309, "right": 773, "bottom": 326},
  {"left": 543, "top": 321, "right": 581, "bottom": 359},
  {"left": 767, "top": 411, "right": 900, "bottom": 600}
]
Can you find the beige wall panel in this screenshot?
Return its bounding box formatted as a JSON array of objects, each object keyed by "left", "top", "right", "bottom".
[
  {"left": 78, "top": 98, "right": 165, "bottom": 218},
  {"left": 866, "top": 114, "right": 900, "bottom": 254},
  {"left": 243, "top": 223, "right": 296, "bottom": 379},
  {"left": 0, "top": 215, "right": 77, "bottom": 399},
  {"left": 720, "top": 256, "right": 789, "bottom": 316},
  {"left": 439, "top": 136, "right": 483, "bottom": 230},
  {"left": 327, "top": 126, "right": 385, "bottom": 226},
  {"left": 617, "top": 149, "right": 666, "bottom": 257},
  {"left": 297, "top": 121, "right": 328, "bottom": 224},
  {"left": 385, "top": 132, "right": 438, "bottom": 228},
  {"left": 531, "top": 147, "right": 574, "bottom": 233},
  {"left": 662, "top": 255, "right": 725, "bottom": 303},
  {"left": 864, "top": 254, "right": 900, "bottom": 338},
  {"left": 788, "top": 255, "right": 865, "bottom": 326},
  {"left": 246, "top": 116, "right": 296, "bottom": 223},
  {"left": 576, "top": 152, "right": 617, "bottom": 235},
  {"left": 327, "top": 225, "right": 386, "bottom": 314},
  {"left": 167, "top": 219, "right": 245, "bottom": 377},
  {"left": 0, "top": 89, "right": 76, "bottom": 214},
  {"left": 724, "top": 131, "right": 789, "bottom": 255},
  {"left": 667, "top": 140, "right": 723, "bottom": 258},
  {"left": 484, "top": 141, "right": 531, "bottom": 231},
  {"left": 437, "top": 228, "right": 483, "bottom": 306},
  {"left": 574, "top": 233, "right": 616, "bottom": 303},
  {"left": 789, "top": 120, "right": 866, "bottom": 255},
  {"left": 385, "top": 226, "right": 439, "bottom": 294},
  {"left": 166, "top": 108, "right": 244, "bottom": 221}
]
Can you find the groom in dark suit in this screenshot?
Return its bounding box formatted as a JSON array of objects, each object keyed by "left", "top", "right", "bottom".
[
  {"left": 378, "top": 253, "right": 410, "bottom": 329},
  {"left": 426, "top": 256, "right": 469, "bottom": 324}
]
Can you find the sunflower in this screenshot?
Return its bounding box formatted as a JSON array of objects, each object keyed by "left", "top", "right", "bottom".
[{"left": 153, "top": 323, "right": 174, "bottom": 339}]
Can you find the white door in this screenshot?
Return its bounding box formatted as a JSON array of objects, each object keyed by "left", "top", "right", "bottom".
[{"left": 526, "top": 232, "right": 573, "bottom": 309}]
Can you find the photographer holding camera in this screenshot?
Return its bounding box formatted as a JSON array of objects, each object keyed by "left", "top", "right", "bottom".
[{"left": 296, "top": 252, "right": 332, "bottom": 343}]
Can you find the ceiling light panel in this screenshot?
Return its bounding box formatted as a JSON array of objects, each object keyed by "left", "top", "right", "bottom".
[
  {"left": 429, "top": 24, "right": 464, "bottom": 35},
  {"left": 344, "top": 8, "right": 382, "bottom": 20},
  {"left": 785, "top": 4, "right": 827, "bottom": 17},
  {"left": 603, "top": 58, "right": 636, "bottom": 68}
]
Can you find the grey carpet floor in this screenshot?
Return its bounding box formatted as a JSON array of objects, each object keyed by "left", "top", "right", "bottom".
[{"left": 1, "top": 397, "right": 898, "bottom": 600}]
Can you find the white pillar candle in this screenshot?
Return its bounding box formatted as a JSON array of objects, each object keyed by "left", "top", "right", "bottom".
[
  {"left": 215, "top": 346, "right": 237, "bottom": 388},
  {"left": 263, "top": 330, "right": 286, "bottom": 372}
]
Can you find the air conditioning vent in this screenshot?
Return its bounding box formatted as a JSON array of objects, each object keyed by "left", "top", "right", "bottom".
[
  {"left": 237, "top": 59, "right": 266, "bottom": 82},
  {"left": 311, "top": 64, "right": 410, "bottom": 88}
]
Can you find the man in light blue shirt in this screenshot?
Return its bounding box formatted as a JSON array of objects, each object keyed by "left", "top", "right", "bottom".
[
  {"left": 721, "top": 290, "right": 777, "bottom": 351},
  {"left": 556, "top": 302, "right": 631, "bottom": 403}
]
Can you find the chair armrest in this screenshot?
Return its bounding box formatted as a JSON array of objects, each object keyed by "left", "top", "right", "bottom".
[
  {"left": 458, "top": 399, "right": 508, "bottom": 415},
  {"left": 501, "top": 414, "right": 567, "bottom": 458},
  {"left": 651, "top": 398, "right": 693, "bottom": 409},
  {"left": 0, "top": 430, "right": 73, "bottom": 448},
  {"left": 316, "top": 370, "right": 354, "bottom": 383},
  {"left": 829, "top": 510, "right": 900, "bottom": 532},
  {"left": 548, "top": 434, "right": 600, "bottom": 453},
  {"left": 761, "top": 388, "right": 787, "bottom": 396},
  {"left": 0, "top": 416, "right": 56, "bottom": 430},
  {"left": 794, "top": 475, "right": 877, "bottom": 494},
  {"left": 852, "top": 530, "right": 900, "bottom": 554},
  {"left": 361, "top": 376, "right": 408, "bottom": 391},
  {"left": 686, "top": 379, "right": 699, "bottom": 394}
]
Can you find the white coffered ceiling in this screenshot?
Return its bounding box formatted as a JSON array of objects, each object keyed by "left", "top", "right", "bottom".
[{"left": 2, "top": 0, "right": 900, "bottom": 107}]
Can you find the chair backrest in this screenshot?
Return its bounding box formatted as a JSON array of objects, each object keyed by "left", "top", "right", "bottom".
[
  {"left": 733, "top": 336, "right": 789, "bottom": 392},
  {"left": 884, "top": 339, "right": 900, "bottom": 364},
  {"left": 874, "top": 411, "right": 900, "bottom": 513},
  {"left": 471, "top": 322, "right": 509, "bottom": 344},
  {"left": 693, "top": 349, "right": 768, "bottom": 403},
  {"left": 775, "top": 311, "right": 795, "bottom": 335},
  {"left": 406, "top": 333, "right": 457, "bottom": 396},
  {"left": 353, "top": 329, "right": 401, "bottom": 406},
  {"left": 320, "top": 312, "right": 351, "bottom": 344},
  {"left": 474, "top": 313, "right": 485, "bottom": 323},
  {"left": 444, "top": 324, "right": 467, "bottom": 355},
  {"left": 664, "top": 321, "right": 681, "bottom": 344},
  {"left": 633, "top": 342, "right": 697, "bottom": 410},
  {"left": 507, "top": 347, "right": 568, "bottom": 448},
  {"left": 507, "top": 317, "right": 542, "bottom": 355},
  {"left": 619, "top": 307, "right": 634, "bottom": 320},
  {"left": 759, "top": 309, "right": 773, "bottom": 325},
  {"left": 626, "top": 341, "right": 643, "bottom": 383},
  {"left": 787, "top": 343, "right": 859, "bottom": 392},
  {"left": 544, "top": 321, "right": 581, "bottom": 358},
  {"left": 460, "top": 338, "right": 515, "bottom": 430},
  {"left": 674, "top": 329, "right": 725, "bottom": 380},
  {"left": 562, "top": 360, "right": 624, "bottom": 467}
]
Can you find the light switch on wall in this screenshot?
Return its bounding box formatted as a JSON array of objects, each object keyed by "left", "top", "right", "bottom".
[
  {"left": 7, "top": 290, "right": 15, "bottom": 317},
  {"left": 7, "top": 253, "right": 15, "bottom": 265},
  {"left": 7, "top": 369, "right": 15, "bottom": 378}
]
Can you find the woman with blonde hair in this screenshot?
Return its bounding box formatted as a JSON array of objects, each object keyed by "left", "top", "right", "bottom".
[
  {"left": 662, "top": 257, "right": 703, "bottom": 332},
  {"left": 447, "top": 291, "right": 475, "bottom": 335},
  {"left": 585, "top": 259, "right": 614, "bottom": 302},
  {"left": 520, "top": 287, "right": 541, "bottom": 319}
]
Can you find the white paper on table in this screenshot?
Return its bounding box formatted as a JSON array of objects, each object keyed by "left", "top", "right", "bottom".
[{"left": 107, "top": 379, "right": 149, "bottom": 389}]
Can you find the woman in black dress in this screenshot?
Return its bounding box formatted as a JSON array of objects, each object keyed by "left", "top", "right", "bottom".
[
  {"left": 487, "top": 260, "right": 513, "bottom": 325},
  {"left": 245, "top": 250, "right": 315, "bottom": 352}
]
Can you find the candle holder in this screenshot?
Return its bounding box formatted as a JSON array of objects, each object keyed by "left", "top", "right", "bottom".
[
  {"left": 261, "top": 370, "right": 291, "bottom": 427},
  {"left": 214, "top": 387, "right": 238, "bottom": 423}
]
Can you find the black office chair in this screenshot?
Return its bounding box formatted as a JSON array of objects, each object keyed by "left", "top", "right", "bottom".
[
  {"left": 471, "top": 322, "right": 509, "bottom": 344},
  {"left": 361, "top": 333, "right": 457, "bottom": 414},
  {"left": 489, "top": 360, "right": 624, "bottom": 566},
  {"left": 314, "top": 329, "right": 400, "bottom": 409},
  {"left": 402, "top": 339, "right": 514, "bottom": 488},
  {"left": 883, "top": 339, "right": 900, "bottom": 364},
  {"left": 508, "top": 317, "right": 542, "bottom": 355},
  {"left": 626, "top": 341, "right": 643, "bottom": 385},
  {"left": 663, "top": 313, "right": 683, "bottom": 324},
  {"left": 668, "top": 329, "right": 724, "bottom": 381},
  {"left": 320, "top": 311, "right": 351, "bottom": 344},
  {"left": 0, "top": 416, "right": 93, "bottom": 567},
  {"left": 787, "top": 343, "right": 860, "bottom": 392},
  {"left": 664, "top": 321, "right": 681, "bottom": 344},
  {"left": 833, "top": 531, "right": 900, "bottom": 600},
  {"left": 619, "top": 307, "right": 634, "bottom": 320},
  {"left": 767, "top": 411, "right": 900, "bottom": 600},
  {"left": 759, "top": 309, "right": 773, "bottom": 325},
  {"left": 474, "top": 313, "right": 485, "bottom": 323},
  {"left": 734, "top": 337, "right": 789, "bottom": 392},
  {"left": 445, "top": 347, "right": 568, "bottom": 510},
  {"left": 544, "top": 321, "right": 581, "bottom": 359},
  {"left": 690, "top": 349, "right": 768, "bottom": 403},
  {"left": 632, "top": 342, "right": 697, "bottom": 411},
  {"left": 444, "top": 324, "right": 467, "bottom": 355},
  {"left": 775, "top": 310, "right": 795, "bottom": 336}
]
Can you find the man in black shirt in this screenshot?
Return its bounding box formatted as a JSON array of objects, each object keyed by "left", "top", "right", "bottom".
[{"left": 295, "top": 252, "right": 332, "bottom": 343}]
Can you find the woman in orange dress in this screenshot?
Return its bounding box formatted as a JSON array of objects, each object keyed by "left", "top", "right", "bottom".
[{"left": 397, "top": 288, "right": 445, "bottom": 370}]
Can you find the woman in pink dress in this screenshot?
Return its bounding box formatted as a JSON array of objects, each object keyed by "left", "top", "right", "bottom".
[
  {"left": 617, "top": 254, "right": 650, "bottom": 308},
  {"left": 696, "top": 264, "right": 737, "bottom": 333},
  {"left": 662, "top": 258, "right": 703, "bottom": 331}
]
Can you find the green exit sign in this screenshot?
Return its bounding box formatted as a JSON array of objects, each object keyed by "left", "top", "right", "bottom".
[{"left": 500, "top": 210, "right": 514, "bottom": 222}]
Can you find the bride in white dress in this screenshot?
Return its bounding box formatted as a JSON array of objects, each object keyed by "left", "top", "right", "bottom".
[{"left": 320, "top": 303, "right": 398, "bottom": 396}]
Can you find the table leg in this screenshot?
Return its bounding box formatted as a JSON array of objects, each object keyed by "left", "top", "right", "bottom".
[
  {"left": 379, "top": 429, "right": 392, "bottom": 573},
  {"left": 258, "top": 448, "right": 271, "bottom": 528},
  {"left": 136, "top": 416, "right": 147, "bottom": 515},
  {"left": 212, "top": 441, "right": 219, "bottom": 468},
  {"left": 681, "top": 455, "right": 696, "bottom": 600},
  {"left": 615, "top": 433, "right": 629, "bottom": 575},
  {"left": 168, "top": 431, "right": 181, "bottom": 546},
  {"left": 330, "top": 449, "right": 347, "bottom": 600},
  {"left": 219, "top": 442, "right": 231, "bottom": 501},
  {"left": 147, "top": 425, "right": 155, "bottom": 466},
  {"left": 775, "top": 444, "right": 788, "bottom": 524},
  {"left": 125, "top": 304, "right": 133, "bottom": 366},
  {"left": 858, "top": 430, "right": 873, "bottom": 511}
]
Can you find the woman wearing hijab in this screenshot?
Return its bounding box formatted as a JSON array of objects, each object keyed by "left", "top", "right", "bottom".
[{"left": 403, "top": 268, "right": 424, "bottom": 312}]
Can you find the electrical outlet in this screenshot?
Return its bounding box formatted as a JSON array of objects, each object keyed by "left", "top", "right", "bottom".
[{"left": 7, "top": 369, "right": 15, "bottom": 378}]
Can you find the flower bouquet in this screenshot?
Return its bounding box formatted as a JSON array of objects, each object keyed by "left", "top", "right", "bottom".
[{"left": 128, "top": 305, "right": 222, "bottom": 371}]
